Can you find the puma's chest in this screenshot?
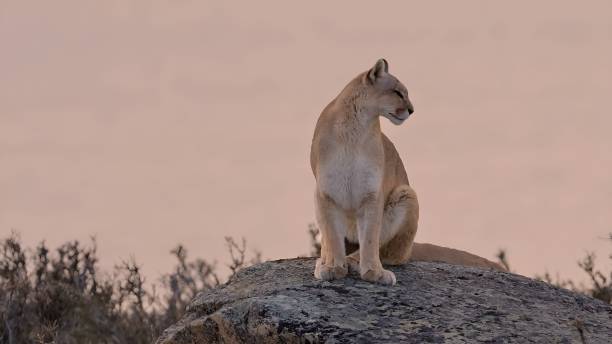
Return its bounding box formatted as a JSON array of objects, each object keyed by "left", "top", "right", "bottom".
[{"left": 317, "top": 148, "right": 383, "bottom": 210}]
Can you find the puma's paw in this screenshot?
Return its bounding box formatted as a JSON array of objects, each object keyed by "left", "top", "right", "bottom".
[
  {"left": 360, "top": 268, "right": 396, "bottom": 286},
  {"left": 346, "top": 255, "right": 361, "bottom": 273},
  {"left": 314, "top": 258, "right": 347, "bottom": 281}
]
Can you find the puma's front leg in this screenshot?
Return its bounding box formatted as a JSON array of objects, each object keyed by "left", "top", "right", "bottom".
[
  {"left": 314, "top": 193, "right": 348, "bottom": 281},
  {"left": 357, "top": 194, "right": 396, "bottom": 285}
]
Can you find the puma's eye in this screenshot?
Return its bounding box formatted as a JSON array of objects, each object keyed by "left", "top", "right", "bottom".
[{"left": 393, "top": 90, "right": 404, "bottom": 99}]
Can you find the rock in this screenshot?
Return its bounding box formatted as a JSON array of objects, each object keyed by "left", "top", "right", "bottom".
[{"left": 156, "top": 258, "right": 612, "bottom": 343}]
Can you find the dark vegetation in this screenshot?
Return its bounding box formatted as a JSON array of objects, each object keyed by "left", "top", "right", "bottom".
[
  {"left": 0, "top": 228, "right": 609, "bottom": 343},
  {"left": 0, "top": 233, "right": 259, "bottom": 344}
]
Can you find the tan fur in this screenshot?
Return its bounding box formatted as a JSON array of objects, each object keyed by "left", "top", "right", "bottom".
[
  {"left": 410, "top": 243, "right": 504, "bottom": 270},
  {"left": 310, "top": 59, "right": 503, "bottom": 285}
]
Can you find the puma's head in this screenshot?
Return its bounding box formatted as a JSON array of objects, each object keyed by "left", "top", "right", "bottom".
[{"left": 359, "top": 58, "right": 414, "bottom": 125}]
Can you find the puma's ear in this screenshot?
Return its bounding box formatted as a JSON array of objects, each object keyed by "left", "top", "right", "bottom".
[{"left": 367, "top": 58, "right": 389, "bottom": 83}]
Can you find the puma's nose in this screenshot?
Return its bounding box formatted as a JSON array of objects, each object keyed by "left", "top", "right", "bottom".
[{"left": 407, "top": 102, "right": 414, "bottom": 115}]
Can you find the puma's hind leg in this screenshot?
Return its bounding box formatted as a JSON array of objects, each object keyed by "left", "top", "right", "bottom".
[
  {"left": 346, "top": 185, "right": 419, "bottom": 270},
  {"left": 380, "top": 184, "right": 419, "bottom": 265}
]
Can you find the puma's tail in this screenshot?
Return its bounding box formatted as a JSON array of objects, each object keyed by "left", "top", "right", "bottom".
[{"left": 410, "top": 242, "right": 506, "bottom": 271}]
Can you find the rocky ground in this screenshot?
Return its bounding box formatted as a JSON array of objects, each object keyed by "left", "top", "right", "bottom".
[{"left": 156, "top": 258, "right": 612, "bottom": 343}]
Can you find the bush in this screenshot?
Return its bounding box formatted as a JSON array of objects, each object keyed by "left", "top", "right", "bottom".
[
  {"left": 497, "top": 233, "right": 611, "bottom": 305},
  {"left": 0, "top": 232, "right": 259, "bottom": 344}
]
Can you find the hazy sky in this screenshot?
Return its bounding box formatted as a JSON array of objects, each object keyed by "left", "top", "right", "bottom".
[{"left": 1, "top": 1, "right": 611, "bottom": 282}]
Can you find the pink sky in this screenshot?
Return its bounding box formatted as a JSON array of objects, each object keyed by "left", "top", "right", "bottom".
[{"left": 1, "top": 1, "right": 611, "bottom": 283}]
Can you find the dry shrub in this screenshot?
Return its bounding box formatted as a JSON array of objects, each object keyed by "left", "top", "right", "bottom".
[{"left": 0, "top": 233, "right": 260, "bottom": 344}]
